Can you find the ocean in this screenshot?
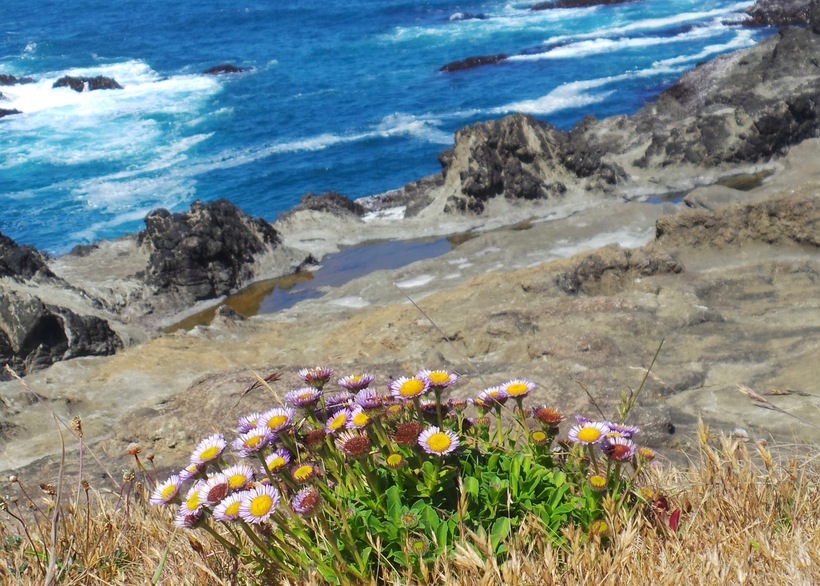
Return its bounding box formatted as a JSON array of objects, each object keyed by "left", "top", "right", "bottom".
[{"left": 1, "top": 0, "right": 767, "bottom": 255}]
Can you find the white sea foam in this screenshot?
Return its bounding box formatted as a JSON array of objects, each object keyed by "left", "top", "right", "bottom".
[{"left": 395, "top": 275, "right": 435, "bottom": 288}]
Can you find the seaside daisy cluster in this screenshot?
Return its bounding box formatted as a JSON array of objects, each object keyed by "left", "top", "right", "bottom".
[{"left": 149, "top": 367, "right": 658, "bottom": 582}]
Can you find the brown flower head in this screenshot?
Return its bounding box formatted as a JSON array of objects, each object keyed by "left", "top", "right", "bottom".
[{"left": 392, "top": 421, "right": 424, "bottom": 446}]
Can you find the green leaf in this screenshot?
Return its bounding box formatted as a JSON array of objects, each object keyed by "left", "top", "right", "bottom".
[
  {"left": 490, "top": 517, "right": 512, "bottom": 553},
  {"left": 386, "top": 485, "right": 403, "bottom": 526},
  {"left": 463, "top": 476, "right": 480, "bottom": 500}
]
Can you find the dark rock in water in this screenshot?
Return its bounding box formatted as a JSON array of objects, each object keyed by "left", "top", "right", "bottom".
[
  {"left": 0, "top": 108, "right": 21, "bottom": 119},
  {"left": 743, "top": 0, "right": 815, "bottom": 27},
  {"left": 440, "top": 54, "right": 506, "bottom": 72},
  {"left": 0, "top": 290, "right": 122, "bottom": 377},
  {"left": 441, "top": 114, "right": 624, "bottom": 213},
  {"left": 812, "top": 1, "right": 820, "bottom": 32},
  {"left": 286, "top": 192, "right": 366, "bottom": 217},
  {"left": 138, "top": 199, "right": 280, "bottom": 303},
  {"left": 53, "top": 75, "right": 123, "bottom": 92},
  {"left": 555, "top": 246, "right": 684, "bottom": 295},
  {"left": 0, "top": 232, "right": 55, "bottom": 281},
  {"left": 532, "top": 0, "right": 632, "bottom": 10},
  {"left": 448, "top": 12, "right": 488, "bottom": 21},
  {"left": 203, "top": 64, "right": 249, "bottom": 75},
  {"left": 0, "top": 74, "right": 34, "bottom": 85}
]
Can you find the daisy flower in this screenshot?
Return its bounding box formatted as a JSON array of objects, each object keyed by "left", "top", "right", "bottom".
[
  {"left": 180, "top": 481, "right": 205, "bottom": 516},
  {"left": 233, "top": 427, "right": 273, "bottom": 457},
  {"left": 502, "top": 379, "right": 535, "bottom": 399},
  {"left": 325, "top": 392, "right": 354, "bottom": 411},
  {"left": 476, "top": 386, "right": 508, "bottom": 406},
  {"left": 603, "top": 437, "right": 637, "bottom": 462},
  {"left": 239, "top": 485, "right": 281, "bottom": 524},
  {"left": 199, "top": 473, "right": 230, "bottom": 506},
  {"left": 389, "top": 376, "right": 429, "bottom": 401},
  {"left": 638, "top": 447, "right": 656, "bottom": 461},
  {"left": 568, "top": 421, "right": 610, "bottom": 445},
  {"left": 223, "top": 464, "right": 255, "bottom": 491},
  {"left": 335, "top": 430, "right": 370, "bottom": 458},
  {"left": 236, "top": 412, "right": 264, "bottom": 434},
  {"left": 174, "top": 510, "right": 202, "bottom": 529},
  {"left": 258, "top": 407, "right": 296, "bottom": 434},
  {"left": 605, "top": 422, "right": 640, "bottom": 439},
  {"left": 338, "top": 373, "right": 375, "bottom": 392},
  {"left": 448, "top": 398, "right": 469, "bottom": 412},
  {"left": 213, "top": 492, "right": 244, "bottom": 522},
  {"left": 262, "top": 449, "right": 291, "bottom": 475},
  {"left": 291, "top": 486, "right": 321, "bottom": 517},
  {"left": 149, "top": 474, "right": 182, "bottom": 506},
  {"left": 392, "top": 421, "right": 424, "bottom": 446},
  {"left": 588, "top": 475, "right": 607, "bottom": 492},
  {"left": 533, "top": 406, "right": 565, "bottom": 427},
  {"left": 291, "top": 462, "right": 317, "bottom": 484},
  {"left": 353, "top": 388, "right": 383, "bottom": 409},
  {"left": 385, "top": 453, "right": 405, "bottom": 470},
  {"left": 325, "top": 408, "right": 351, "bottom": 434},
  {"left": 285, "top": 387, "right": 321, "bottom": 408},
  {"left": 190, "top": 433, "right": 227, "bottom": 466},
  {"left": 417, "top": 369, "right": 459, "bottom": 389},
  {"left": 178, "top": 462, "right": 203, "bottom": 483},
  {"left": 298, "top": 366, "right": 334, "bottom": 389},
  {"left": 418, "top": 426, "right": 460, "bottom": 457},
  {"left": 530, "top": 430, "right": 549, "bottom": 446},
  {"left": 346, "top": 406, "right": 371, "bottom": 429}
]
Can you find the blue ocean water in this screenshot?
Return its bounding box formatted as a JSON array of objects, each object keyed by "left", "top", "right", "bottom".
[{"left": 1, "top": 0, "right": 765, "bottom": 255}]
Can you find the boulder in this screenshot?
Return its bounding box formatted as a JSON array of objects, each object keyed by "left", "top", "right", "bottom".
[
  {"left": 203, "top": 64, "right": 249, "bottom": 75},
  {"left": 137, "top": 199, "right": 280, "bottom": 303},
  {"left": 0, "top": 74, "right": 34, "bottom": 85},
  {"left": 52, "top": 76, "right": 123, "bottom": 92},
  {"left": 0, "top": 108, "right": 21, "bottom": 119},
  {"left": 532, "top": 0, "right": 632, "bottom": 10},
  {"left": 0, "top": 290, "right": 122, "bottom": 378},
  {"left": 440, "top": 54, "right": 507, "bottom": 73},
  {"left": 284, "top": 192, "right": 366, "bottom": 218}
]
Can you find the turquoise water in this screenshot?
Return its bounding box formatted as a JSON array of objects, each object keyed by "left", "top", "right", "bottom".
[{"left": 0, "top": 1, "right": 765, "bottom": 254}]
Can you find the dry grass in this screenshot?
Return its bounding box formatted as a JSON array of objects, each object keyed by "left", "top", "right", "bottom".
[{"left": 2, "top": 423, "right": 818, "bottom": 585}]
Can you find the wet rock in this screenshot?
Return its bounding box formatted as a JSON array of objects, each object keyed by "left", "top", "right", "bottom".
[
  {"left": 743, "top": 0, "right": 816, "bottom": 27},
  {"left": 0, "top": 290, "right": 122, "bottom": 377},
  {"left": 440, "top": 54, "right": 507, "bottom": 72},
  {"left": 52, "top": 75, "right": 123, "bottom": 92},
  {"left": 555, "top": 246, "right": 685, "bottom": 295},
  {"left": 0, "top": 108, "right": 21, "bottom": 119},
  {"left": 0, "top": 231, "right": 55, "bottom": 281},
  {"left": 137, "top": 199, "right": 280, "bottom": 303},
  {"left": 0, "top": 74, "right": 34, "bottom": 85},
  {"left": 203, "top": 64, "right": 249, "bottom": 75}
]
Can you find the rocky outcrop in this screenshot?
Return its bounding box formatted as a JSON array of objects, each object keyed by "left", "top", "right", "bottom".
[
  {"left": 555, "top": 247, "right": 684, "bottom": 295},
  {"left": 137, "top": 199, "right": 280, "bottom": 303},
  {"left": 0, "top": 108, "right": 21, "bottom": 119},
  {"left": 282, "top": 192, "right": 366, "bottom": 218},
  {"left": 743, "top": 0, "right": 817, "bottom": 27},
  {"left": 440, "top": 54, "right": 507, "bottom": 72},
  {"left": 203, "top": 64, "right": 249, "bottom": 75},
  {"left": 440, "top": 114, "right": 624, "bottom": 213},
  {"left": 655, "top": 193, "right": 819, "bottom": 248},
  {"left": 0, "top": 232, "right": 55, "bottom": 281},
  {"left": 0, "top": 74, "right": 34, "bottom": 85},
  {"left": 53, "top": 76, "right": 123, "bottom": 92}
]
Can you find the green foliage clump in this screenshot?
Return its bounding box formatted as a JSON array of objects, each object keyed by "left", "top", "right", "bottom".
[{"left": 149, "top": 368, "right": 656, "bottom": 583}]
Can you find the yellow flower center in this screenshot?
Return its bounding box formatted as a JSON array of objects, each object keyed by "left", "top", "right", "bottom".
[
  {"left": 428, "top": 372, "right": 450, "bottom": 385},
  {"left": 506, "top": 383, "right": 528, "bottom": 396},
  {"left": 531, "top": 431, "right": 547, "bottom": 443},
  {"left": 249, "top": 495, "right": 273, "bottom": 518},
  {"left": 293, "top": 465, "right": 313, "bottom": 482},
  {"left": 198, "top": 446, "right": 220, "bottom": 461},
  {"left": 426, "top": 432, "right": 452, "bottom": 453},
  {"left": 399, "top": 379, "right": 425, "bottom": 397},
  {"left": 350, "top": 375, "right": 362, "bottom": 383},
  {"left": 298, "top": 392, "right": 313, "bottom": 401},
  {"left": 266, "top": 415, "right": 289, "bottom": 430},
  {"left": 577, "top": 426, "right": 602, "bottom": 443},
  {"left": 161, "top": 484, "right": 177, "bottom": 499},
  {"left": 352, "top": 412, "right": 370, "bottom": 427},
  {"left": 227, "top": 474, "right": 246, "bottom": 489},
  {"left": 328, "top": 413, "right": 347, "bottom": 431},
  {"left": 386, "top": 454, "right": 403, "bottom": 467},
  {"left": 185, "top": 493, "right": 200, "bottom": 512},
  {"left": 245, "top": 436, "right": 262, "bottom": 448},
  {"left": 589, "top": 475, "right": 607, "bottom": 489},
  {"left": 225, "top": 501, "right": 241, "bottom": 517},
  {"left": 268, "top": 457, "right": 286, "bottom": 472}
]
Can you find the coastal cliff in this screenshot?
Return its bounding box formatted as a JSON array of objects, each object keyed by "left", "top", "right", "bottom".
[{"left": 1, "top": 1, "right": 819, "bottom": 479}]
